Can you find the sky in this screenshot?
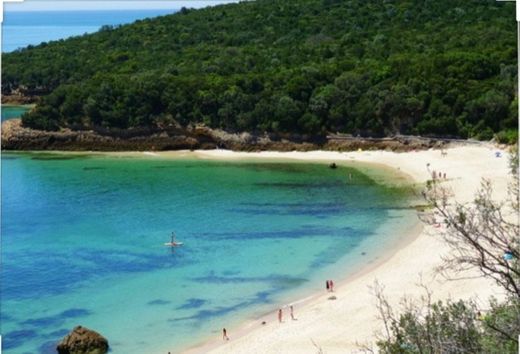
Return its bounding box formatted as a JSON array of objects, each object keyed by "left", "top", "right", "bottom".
[{"left": 3, "top": 0, "right": 240, "bottom": 12}]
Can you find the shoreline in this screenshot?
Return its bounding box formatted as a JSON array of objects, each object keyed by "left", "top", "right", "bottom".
[
  {"left": 170, "top": 149, "right": 424, "bottom": 354},
  {"left": 181, "top": 146, "right": 510, "bottom": 353},
  {"left": 182, "top": 220, "right": 425, "bottom": 354},
  {"left": 178, "top": 150, "right": 424, "bottom": 354},
  {"left": 1, "top": 103, "right": 35, "bottom": 107}
]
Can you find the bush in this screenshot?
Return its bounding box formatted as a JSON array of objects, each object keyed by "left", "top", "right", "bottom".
[
  {"left": 495, "top": 129, "right": 519, "bottom": 145},
  {"left": 376, "top": 299, "right": 482, "bottom": 354}
]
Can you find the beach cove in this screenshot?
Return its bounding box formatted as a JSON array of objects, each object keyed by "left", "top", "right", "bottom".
[
  {"left": 1, "top": 149, "right": 419, "bottom": 353},
  {"left": 183, "top": 144, "right": 510, "bottom": 354},
  {"left": 1, "top": 0, "right": 517, "bottom": 352}
]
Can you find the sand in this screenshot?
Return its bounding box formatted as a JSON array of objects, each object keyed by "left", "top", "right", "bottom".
[{"left": 178, "top": 144, "right": 512, "bottom": 354}]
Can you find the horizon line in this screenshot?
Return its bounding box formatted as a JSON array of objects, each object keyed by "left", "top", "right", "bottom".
[{"left": 4, "top": 1, "right": 240, "bottom": 12}]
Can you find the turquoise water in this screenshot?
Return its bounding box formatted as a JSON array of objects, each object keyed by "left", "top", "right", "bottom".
[
  {"left": 2, "top": 10, "right": 174, "bottom": 52},
  {"left": 1, "top": 105, "right": 31, "bottom": 121},
  {"left": 1, "top": 152, "right": 417, "bottom": 353}
]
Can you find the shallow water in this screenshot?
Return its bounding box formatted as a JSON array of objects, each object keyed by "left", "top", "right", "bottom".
[
  {"left": 1, "top": 106, "right": 31, "bottom": 121},
  {"left": 1, "top": 153, "right": 417, "bottom": 353}
]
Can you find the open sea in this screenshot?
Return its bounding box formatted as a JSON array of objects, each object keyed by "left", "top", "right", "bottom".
[
  {"left": 2, "top": 10, "right": 174, "bottom": 53},
  {"left": 1, "top": 152, "right": 418, "bottom": 353}
]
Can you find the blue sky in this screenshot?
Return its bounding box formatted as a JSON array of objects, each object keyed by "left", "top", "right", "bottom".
[{"left": 4, "top": 0, "right": 240, "bottom": 12}]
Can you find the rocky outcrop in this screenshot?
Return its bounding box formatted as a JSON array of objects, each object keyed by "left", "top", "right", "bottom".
[
  {"left": 2, "top": 85, "right": 46, "bottom": 104},
  {"left": 1, "top": 118, "right": 457, "bottom": 152},
  {"left": 1, "top": 94, "right": 37, "bottom": 105},
  {"left": 1, "top": 119, "right": 320, "bottom": 151},
  {"left": 56, "top": 326, "right": 108, "bottom": 354},
  {"left": 1, "top": 119, "right": 202, "bottom": 151}
]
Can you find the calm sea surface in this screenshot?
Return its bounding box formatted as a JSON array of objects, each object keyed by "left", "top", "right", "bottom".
[
  {"left": 2, "top": 10, "right": 174, "bottom": 52},
  {"left": 1, "top": 152, "right": 417, "bottom": 353}
]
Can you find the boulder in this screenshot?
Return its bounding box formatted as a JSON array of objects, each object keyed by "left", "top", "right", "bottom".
[{"left": 56, "top": 326, "right": 108, "bottom": 354}]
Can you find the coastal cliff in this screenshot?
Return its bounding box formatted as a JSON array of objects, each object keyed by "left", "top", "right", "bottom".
[{"left": 2, "top": 118, "right": 448, "bottom": 152}]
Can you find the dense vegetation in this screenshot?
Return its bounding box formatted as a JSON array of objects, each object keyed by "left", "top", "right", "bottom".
[
  {"left": 2, "top": 0, "right": 517, "bottom": 139},
  {"left": 374, "top": 297, "right": 520, "bottom": 354}
]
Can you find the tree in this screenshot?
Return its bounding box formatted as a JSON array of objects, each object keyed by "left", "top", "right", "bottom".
[
  {"left": 5, "top": 0, "right": 516, "bottom": 139},
  {"left": 423, "top": 148, "right": 519, "bottom": 298},
  {"left": 369, "top": 281, "right": 483, "bottom": 354},
  {"left": 368, "top": 146, "right": 520, "bottom": 353}
]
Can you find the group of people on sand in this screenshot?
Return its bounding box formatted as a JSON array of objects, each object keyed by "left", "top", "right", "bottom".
[
  {"left": 220, "top": 280, "right": 336, "bottom": 342},
  {"left": 221, "top": 305, "right": 298, "bottom": 342},
  {"left": 220, "top": 279, "right": 337, "bottom": 341},
  {"left": 426, "top": 163, "right": 447, "bottom": 181},
  {"left": 277, "top": 305, "right": 296, "bottom": 323},
  {"left": 326, "top": 279, "right": 334, "bottom": 292},
  {"left": 431, "top": 170, "right": 447, "bottom": 180},
  {"left": 218, "top": 280, "right": 337, "bottom": 343}
]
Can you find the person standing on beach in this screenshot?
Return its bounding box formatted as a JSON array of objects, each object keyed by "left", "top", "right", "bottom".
[
  {"left": 290, "top": 305, "right": 295, "bottom": 320},
  {"left": 223, "top": 328, "right": 229, "bottom": 341},
  {"left": 326, "top": 280, "right": 330, "bottom": 292},
  {"left": 278, "top": 308, "right": 283, "bottom": 323},
  {"left": 330, "top": 280, "right": 334, "bottom": 292}
]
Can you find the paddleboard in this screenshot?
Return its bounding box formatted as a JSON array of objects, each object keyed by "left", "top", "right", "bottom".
[{"left": 164, "top": 242, "right": 183, "bottom": 247}]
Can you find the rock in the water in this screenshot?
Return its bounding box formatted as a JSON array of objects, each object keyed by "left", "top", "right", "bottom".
[{"left": 56, "top": 326, "right": 108, "bottom": 354}]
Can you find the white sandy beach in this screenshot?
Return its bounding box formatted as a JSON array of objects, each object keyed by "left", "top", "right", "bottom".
[{"left": 177, "top": 144, "right": 512, "bottom": 354}]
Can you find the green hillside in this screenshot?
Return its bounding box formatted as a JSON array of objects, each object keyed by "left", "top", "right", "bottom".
[{"left": 2, "top": 0, "right": 517, "bottom": 139}]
